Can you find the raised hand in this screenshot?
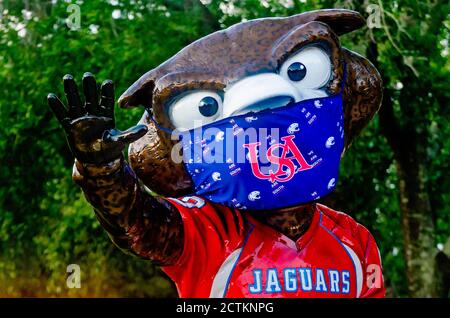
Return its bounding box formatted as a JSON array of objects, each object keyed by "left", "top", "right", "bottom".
[{"left": 47, "top": 73, "right": 147, "bottom": 164}]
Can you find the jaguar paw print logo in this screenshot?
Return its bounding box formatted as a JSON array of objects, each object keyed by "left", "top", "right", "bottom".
[{"left": 243, "top": 135, "right": 313, "bottom": 183}]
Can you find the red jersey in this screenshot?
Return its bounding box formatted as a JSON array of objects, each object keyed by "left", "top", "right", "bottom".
[{"left": 162, "top": 196, "right": 385, "bottom": 298}]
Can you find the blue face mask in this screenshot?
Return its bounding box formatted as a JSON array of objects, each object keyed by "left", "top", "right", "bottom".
[{"left": 171, "top": 90, "right": 345, "bottom": 211}]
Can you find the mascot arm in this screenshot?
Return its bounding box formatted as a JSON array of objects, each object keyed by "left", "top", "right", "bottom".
[
  {"left": 72, "top": 157, "right": 184, "bottom": 265},
  {"left": 47, "top": 73, "right": 184, "bottom": 266}
]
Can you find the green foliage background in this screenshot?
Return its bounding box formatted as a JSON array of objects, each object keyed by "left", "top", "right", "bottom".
[{"left": 0, "top": 0, "right": 448, "bottom": 297}]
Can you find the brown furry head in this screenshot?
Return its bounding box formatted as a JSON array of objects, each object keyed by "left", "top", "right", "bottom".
[{"left": 118, "top": 9, "right": 382, "bottom": 197}]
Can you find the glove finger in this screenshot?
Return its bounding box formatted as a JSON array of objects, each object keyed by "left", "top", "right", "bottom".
[
  {"left": 82, "top": 72, "right": 99, "bottom": 115},
  {"left": 47, "top": 93, "right": 69, "bottom": 127},
  {"left": 99, "top": 80, "right": 115, "bottom": 120},
  {"left": 104, "top": 125, "right": 148, "bottom": 144},
  {"left": 63, "top": 74, "right": 83, "bottom": 117}
]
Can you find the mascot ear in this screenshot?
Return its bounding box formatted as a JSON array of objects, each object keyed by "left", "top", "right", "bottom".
[
  {"left": 118, "top": 70, "right": 156, "bottom": 108},
  {"left": 342, "top": 48, "right": 383, "bottom": 151},
  {"left": 288, "top": 9, "right": 365, "bottom": 36}
]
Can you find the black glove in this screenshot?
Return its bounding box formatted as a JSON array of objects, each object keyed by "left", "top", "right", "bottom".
[{"left": 47, "top": 73, "right": 147, "bottom": 164}]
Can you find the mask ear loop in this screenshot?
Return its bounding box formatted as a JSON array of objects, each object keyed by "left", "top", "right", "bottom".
[{"left": 145, "top": 107, "right": 176, "bottom": 135}]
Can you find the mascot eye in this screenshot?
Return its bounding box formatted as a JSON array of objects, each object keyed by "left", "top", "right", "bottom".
[
  {"left": 168, "top": 90, "right": 222, "bottom": 131},
  {"left": 287, "top": 62, "right": 307, "bottom": 81},
  {"left": 279, "top": 46, "right": 331, "bottom": 89},
  {"left": 198, "top": 96, "right": 219, "bottom": 117}
]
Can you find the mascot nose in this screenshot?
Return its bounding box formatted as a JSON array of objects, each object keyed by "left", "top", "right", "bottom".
[{"left": 223, "top": 73, "right": 301, "bottom": 117}]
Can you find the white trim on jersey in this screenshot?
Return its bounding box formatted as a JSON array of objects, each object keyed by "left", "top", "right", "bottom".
[
  {"left": 209, "top": 248, "right": 242, "bottom": 298},
  {"left": 343, "top": 244, "right": 363, "bottom": 298}
]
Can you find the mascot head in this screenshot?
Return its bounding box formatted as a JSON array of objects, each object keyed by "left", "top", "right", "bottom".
[{"left": 118, "top": 9, "right": 382, "bottom": 210}]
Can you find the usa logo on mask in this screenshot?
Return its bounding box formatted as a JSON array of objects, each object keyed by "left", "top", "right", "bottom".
[{"left": 243, "top": 135, "right": 314, "bottom": 183}]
